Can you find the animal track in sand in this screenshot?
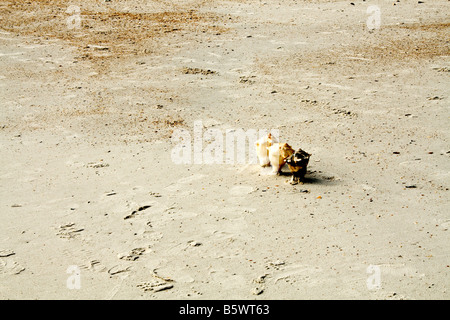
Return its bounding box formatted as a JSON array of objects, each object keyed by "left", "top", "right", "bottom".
[
  {"left": 251, "top": 274, "right": 268, "bottom": 296},
  {"left": 108, "top": 265, "right": 132, "bottom": 276},
  {"left": 56, "top": 223, "right": 84, "bottom": 239},
  {"left": 137, "top": 281, "right": 174, "bottom": 292},
  {"left": 0, "top": 258, "right": 25, "bottom": 275},
  {"left": 0, "top": 248, "right": 22, "bottom": 276},
  {"left": 80, "top": 260, "right": 108, "bottom": 273},
  {"left": 117, "top": 247, "right": 148, "bottom": 261},
  {"left": 137, "top": 270, "right": 175, "bottom": 293}
]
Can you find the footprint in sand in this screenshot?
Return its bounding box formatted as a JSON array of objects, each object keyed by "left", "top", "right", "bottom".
[
  {"left": 137, "top": 281, "right": 174, "bottom": 293},
  {"left": 0, "top": 258, "right": 25, "bottom": 275},
  {"left": 0, "top": 249, "right": 24, "bottom": 275},
  {"left": 108, "top": 265, "right": 132, "bottom": 276},
  {"left": 137, "top": 270, "right": 175, "bottom": 293},
  {"left": 251, "top": 274, "right": 268, "bottom": 295},
  {"left": 80, "top": 260, "right": 107, "bottom": 273},
  {"left": 117, "top": 247, "right": 148, "bottom": 261},
  {"left": 56, "top": 223, "right": 84, "bottom": 239}
]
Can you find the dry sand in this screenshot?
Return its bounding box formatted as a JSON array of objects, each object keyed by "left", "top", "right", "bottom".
[{"left": 0, "top": 0, "right": 449, "bottom": 299}]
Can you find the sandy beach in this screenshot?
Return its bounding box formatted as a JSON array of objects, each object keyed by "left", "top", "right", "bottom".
[{"left": 0, "top": 0, "right": 449, "bottom": 299}]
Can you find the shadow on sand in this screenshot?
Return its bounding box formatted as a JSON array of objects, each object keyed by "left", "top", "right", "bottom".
[{"left": 278, "top": 170, "right": 339, "bottom": 186}]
